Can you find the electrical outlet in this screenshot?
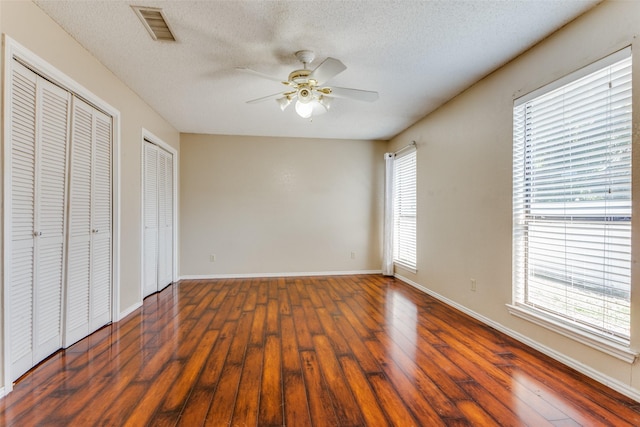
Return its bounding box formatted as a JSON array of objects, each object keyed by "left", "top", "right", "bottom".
[
  {"left": 470, "top": 278, "right": 477, "bottom": 292},
  {"left": 350, "top": 251, "right": 356, "bottom": 259},
  {"left": 210, "top": 254, "right": 216, "bottom": 262}
]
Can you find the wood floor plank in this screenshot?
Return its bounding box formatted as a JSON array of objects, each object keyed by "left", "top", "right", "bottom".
[
  {"left": 231, "top": 344, "right": 264, "bottom": 425},
  {"left": 312, "top": 334, "right": 365, "bottom": 426},
  {"left": 124, "top": 359, "right": 182, "bottom": 427},
  {"left": 278, "top": 287, "right": 292, "bottom": 315},
  {"left": 300, "top": 297, "right": 324, "bottom": 335},
  {"left": 204, "top": 363, "right": 243, "bottom": 426},
  {"left": 335, "top": 299, "right": 374, "bottom": 339},
  {"left": 283, "top": 371, "right": 312, "bottom": 427},
  {"left": 506, "top": 345, "right": 640, "bottom": 426},
  {"left": 333, "top": 313, "right": 381, "bottom": 374},
  {"left": 196, "top": 320, "right": 237, "bottom": 388},
  {"left": 226, "top": 310, "right": 255, "bottom": 365},
  {"left": 161, "top": 329, "right": 220, "bottom": 413},
  {"left": 287, "top": 280, "right": 302, "bottom": 306},
  {"left": 365, "top": 337, "right": 447, "bottom": 426},
  {"left": 315, "top": 306, "right": 351, "bottom": 356},
  {"left": 2, "top": 275, "right": 637, "bottom": 427},
  {"left": 456, "top": 399, "right": 501, "bottom": 427},
  {"left": 249, "top": 303, "right": 267, "bottom": 346},
  {"left": 259, "top": 335, "right": 283, "bottom": 426},
  {"left": 176, "top": 386, "right": 216, "bottom": 427},
  {"left": 281, "top": 314, "right": 302, "bottom": 373},
  {"left": 368, "top": 372, "right": 420, "bottom": 427},
  {"left": 373, "top": 330, "right": 463, "bottom": 419},
  {"left": 292, "top": 305, "right": 314, "bottom": 350},
  {"left": 383, "top": 321, "right": 470, "bottom": 401},
  {"left": 437, "top": 337, "right": 560, "bottom": 426},
  {"left": 340, "top": 355, "right": 390, "bottom": 427},
  {"left": 300, "top": 350, "right": 341, "bottom": 426},
  {"left": 266, "top": 298, "right": 280, "bottom": 335}
]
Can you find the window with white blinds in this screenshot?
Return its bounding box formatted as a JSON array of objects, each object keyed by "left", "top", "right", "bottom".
[
  {"left": 393, "top": 149, "right": 417, "bottom": 269},
  {"left": 512, "top": 48, "right": 632, "bottom": 343}
]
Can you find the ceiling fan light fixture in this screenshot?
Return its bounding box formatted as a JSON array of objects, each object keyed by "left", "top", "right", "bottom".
[
  {"left": 318, "top": 95, "right": 332, "bottom": 111},
  {"left": 295, "top": 100, "right": 313, "bottom": 118},
  {"left": 241, "top": 49, "right": 378, "bottom": 120},
  {"left": 277, "top": 96, "right": 292, "bottom": 111}
]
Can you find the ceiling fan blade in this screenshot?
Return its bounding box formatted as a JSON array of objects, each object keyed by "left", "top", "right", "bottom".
[
  {"left": 328, "top": 86, "right": 379, "bottom": 102},
  {"left": 246, "top": 92, "right": 286, "bottom": 104},
  {"left": 308, "top": 57, "right": 346, "bottom": 85},
  {"left": 236, "top": 67, "right": 287, "bottom": 84}
]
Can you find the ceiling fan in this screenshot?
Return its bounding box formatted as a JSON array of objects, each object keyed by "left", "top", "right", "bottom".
[{"left": 237, "top": 50, "right": 378, "bottom": 119}]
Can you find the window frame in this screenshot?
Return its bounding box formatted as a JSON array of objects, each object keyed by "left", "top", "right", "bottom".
[{"left": 508, "top": 47, "right": 637, "bottom": 362}]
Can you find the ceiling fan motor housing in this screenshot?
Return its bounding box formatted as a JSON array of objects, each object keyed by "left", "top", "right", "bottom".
[{"left": 297, "top": 86, "right": 314, "bottom": 103}]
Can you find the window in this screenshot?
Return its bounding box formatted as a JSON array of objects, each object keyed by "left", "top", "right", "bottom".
[
  {"left": 393, "top": 149, "right": 417, "bottom": 269},
  {"left": 512, "top": 48, "right": 632, "bottom": 347}
]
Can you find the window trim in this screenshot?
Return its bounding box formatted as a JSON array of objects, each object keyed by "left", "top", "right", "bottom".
[
  {"left": 507, "top": 304, "right": 637, "bottom": 363},
  {"left": 510, "top": 47, "right": 636, "bottom": 359}
]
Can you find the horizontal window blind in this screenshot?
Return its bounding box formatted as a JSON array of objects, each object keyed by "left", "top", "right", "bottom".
[
  {"left": 513, "top": 51, "right": 632, "bottom": 342},
  {"left": 393, "top": 149, "right": 417, "bottom": 269}
]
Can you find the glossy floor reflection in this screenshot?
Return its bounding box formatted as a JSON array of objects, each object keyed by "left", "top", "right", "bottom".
[{"left": 0, "top": 275, "right": 638, "bottom": 426}]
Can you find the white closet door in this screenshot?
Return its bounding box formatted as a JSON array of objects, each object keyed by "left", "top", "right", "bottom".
[
  {"left": 65, "top": 98, "right": 112, "bottom": 346},
  {"left": 157, "top": 148, "right": 173, "bottom": 288},
  {"left": 90, "top": 110, "right": 112, "bottom": 330},
  {"left": 33, "top": 73, "right": 70, "bottom": 362},
  {"left": 163, "top": 152, "right": 173, "bottom": 284},
  {"left": 143, "top": 141, "right": 159, "bottom": 297},
  {"left": 9, "top": 62, "right": 38, "bottom": 379},
  {"left": 9, "top": 61, "right": 69, "bottom": 380},
  {"left": 66, "top": 99, "right": 92, "bottom": 345}
]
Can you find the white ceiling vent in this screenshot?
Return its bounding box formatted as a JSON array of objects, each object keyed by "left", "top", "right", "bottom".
[{"left": 131, "top": 6, "right": 176, "bottom": 42}]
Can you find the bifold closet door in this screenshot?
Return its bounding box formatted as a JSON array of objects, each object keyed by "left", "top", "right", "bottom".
[
  {"left": 143, "top": 142, "right": 159, "bottom": 297},
  {"left": 9, "top": 61, "right": 70, "bottom": 380},
  {"left": 157, "top": 148, "right": 173, "bottom": 288},
  {"left": 143, "top": 141, "right": 173, "bottom": 298},
  {"left": 65, "top": 98, "right": 112, "bottom": 347}
]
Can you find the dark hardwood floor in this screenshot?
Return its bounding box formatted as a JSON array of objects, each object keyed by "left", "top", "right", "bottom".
[{"left": 0, "top": 274, "right": 638, "bottom": 426}]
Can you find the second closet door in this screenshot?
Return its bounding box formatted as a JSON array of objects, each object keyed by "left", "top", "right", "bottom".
[
  {"left": 143, "top": 141, "right": 173, "bottom": 298},
  {"left": 65, "top": 98, "right": 112, "bottom": 347}
]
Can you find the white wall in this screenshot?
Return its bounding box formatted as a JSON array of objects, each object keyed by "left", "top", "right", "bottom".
[
  {"left": 390, "top": 0, "right": 640, "bottom": 399},
  {"left": 180, "top": 133, "right": 385, "bottom": 277},
  {"left": 0, "top": 0, "right": 180, "bottom": 386}
]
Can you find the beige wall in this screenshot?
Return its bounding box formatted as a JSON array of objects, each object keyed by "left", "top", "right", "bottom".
[
  {"left": 1, "top": 0, "right": 179, "bottom": 350},
  {"left": 390, "top": 0, "right": 640, "bottom": 398},
  {"left": 180, "top": 133, "right": 385, "bottom": 276}
]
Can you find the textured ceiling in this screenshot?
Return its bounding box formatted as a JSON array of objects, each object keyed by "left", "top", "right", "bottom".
[{"left": 34, "top": 0, "right": 600, "bottom": 140}]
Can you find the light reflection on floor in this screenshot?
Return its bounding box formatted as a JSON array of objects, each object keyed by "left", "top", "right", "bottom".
[{"left": 385, "top": 286, "right": 418, "bottom": 366}]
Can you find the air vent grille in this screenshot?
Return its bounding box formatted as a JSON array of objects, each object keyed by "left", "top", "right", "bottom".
[{"left": 132, "top": 6, "right": 176, "bottom": 42}]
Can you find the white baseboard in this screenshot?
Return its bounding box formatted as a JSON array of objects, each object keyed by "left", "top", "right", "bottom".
[
  {"left": 394, "top": 273, "right": 640, "bottom": 403},
  {"left": 118, "top": 301, "right": 143, "bottom": 321},
  {"left": 180, "top": 270, "right": 382, "bottom": 281}
]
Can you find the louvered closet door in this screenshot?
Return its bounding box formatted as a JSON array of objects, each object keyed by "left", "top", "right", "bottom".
[
  {"left": 143, "top": 141, "right": 174, "bottom": 297},
  {"left": 157, "top": 148, "right": 173, "bottom": 288},
  {"left": 65, "top": 98, "right": 112, "bottom": 346},
  {"left": 143, "top": 141, "right": 159, "bottom": 297},
  {"left": 9, "top": 61, "right": 70, "bottom": 380},
  {"left": 91, "top": 108, "right": 112, "bottom": 331}
]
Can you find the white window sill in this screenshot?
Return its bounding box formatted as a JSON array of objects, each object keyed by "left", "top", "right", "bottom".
[
  {"left": 506, "top": 304, "right": 638, "bottom": 364},
  {"left": 394, "top": 261, "right": 417, "bottom": 274}
]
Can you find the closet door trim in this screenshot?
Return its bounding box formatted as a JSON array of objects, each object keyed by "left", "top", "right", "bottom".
[
  {"left": 140, "top": 128, "right": 178, "bottom": 296},
  {"left": 2, "top": 36, "right": 121, "bottom": 395}
]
